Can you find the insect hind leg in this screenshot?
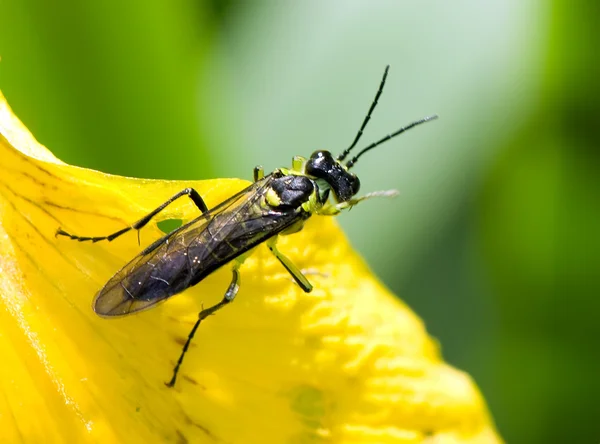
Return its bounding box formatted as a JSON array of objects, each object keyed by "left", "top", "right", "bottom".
[
  {"left": 56, "top": 187, "right": 209, "bottom": 243},
  {"left": 166, "top": 264, "right": 241, "bottom": 388}
]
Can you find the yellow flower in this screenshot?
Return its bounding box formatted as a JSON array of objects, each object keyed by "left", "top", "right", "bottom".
[{"left": 0, "top": 90, "right": 501, "bottom": 443}]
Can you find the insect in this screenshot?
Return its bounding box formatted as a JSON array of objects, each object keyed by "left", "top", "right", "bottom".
[{"left": 57, "top": 66, "right": 437, "bottom": 387}]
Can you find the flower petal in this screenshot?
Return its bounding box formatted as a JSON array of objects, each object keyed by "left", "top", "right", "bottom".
[{"left": 0, "top": 91, "right": 501, "bottom": 443}]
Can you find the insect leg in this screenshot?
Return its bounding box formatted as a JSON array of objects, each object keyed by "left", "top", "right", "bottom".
[
  {"left": 56, "top": 187, "right": 210, "bottom": 243},
  {"left": 266, "top": 238, "right": 313, "bottom": 293},
  {"left": 253, "top": 165, "right": 264, "bottom": 182},
  {"left": 166, "top": 264, "right": 241, "bottom": 388},
  {"left": 318, "top": 189, "right": 399, "bottom": 216}
]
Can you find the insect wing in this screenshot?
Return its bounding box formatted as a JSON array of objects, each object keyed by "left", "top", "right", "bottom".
[
  {"left": 93, "top": 213, "right": 212, "bottom": 316},
  {"left": 93, "top": 177, "right": 298, "bottom": 316}
]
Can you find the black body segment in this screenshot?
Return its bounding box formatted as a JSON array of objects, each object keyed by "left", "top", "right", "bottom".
[
  {"left": 93, "top": 175, "right": 311, "bottom": 317},
  {"left": 270, "top": 174, "right": 315, "bottom": 208},
  {"left": 305, "top": 150, "right": 360, "bottom": 202}
]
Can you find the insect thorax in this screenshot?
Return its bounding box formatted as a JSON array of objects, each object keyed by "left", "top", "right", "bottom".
[{"left": 266, "top": 174, "right": 317, "bottom": 210}]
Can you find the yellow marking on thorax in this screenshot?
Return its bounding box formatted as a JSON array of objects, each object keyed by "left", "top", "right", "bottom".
[
  {"left": 302, "top": 187, "right": 324, "bottom": 213},
  {"left": 266, "top": 188, "right": 281, "bottom": 207}
]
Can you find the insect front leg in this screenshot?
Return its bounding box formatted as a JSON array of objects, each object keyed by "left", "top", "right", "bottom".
[
  {"left": 318, "top": 189, "right": 399, "bottom": 216},
  {"left": 166, "top": 261, "right": 242, "bottom": 388},
  {"left": 56, "top": 187, "right": 210, "bottom": 243},
  {"left": 266, "top": 237, "right": 313, "bottom": 293}
]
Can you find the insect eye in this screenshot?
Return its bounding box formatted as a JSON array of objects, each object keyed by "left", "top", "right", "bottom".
[{"left": 351, "top": 175, "right": 360, "bottom": 195}]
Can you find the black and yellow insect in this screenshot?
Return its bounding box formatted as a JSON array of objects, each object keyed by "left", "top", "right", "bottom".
[{"left": 57, "top": 66, "right": 437, "bottom": 387}]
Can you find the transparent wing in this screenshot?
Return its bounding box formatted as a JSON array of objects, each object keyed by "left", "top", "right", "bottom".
[{"left": 93, "top": 176, "right": 302, "bottom": 316}]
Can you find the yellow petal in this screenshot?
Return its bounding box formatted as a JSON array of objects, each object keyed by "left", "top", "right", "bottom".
[{"left": 0, "top": 90, "right": 502, "bottom": 443}]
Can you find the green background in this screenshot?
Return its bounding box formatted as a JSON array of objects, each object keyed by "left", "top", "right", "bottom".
[{"left": 1, "top": 1, "right": 598, "bottom": 442}]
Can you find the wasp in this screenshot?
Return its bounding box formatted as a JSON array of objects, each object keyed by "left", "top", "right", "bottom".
[{"left": 57, "top": 66, "right": 437, "bottom": 387}]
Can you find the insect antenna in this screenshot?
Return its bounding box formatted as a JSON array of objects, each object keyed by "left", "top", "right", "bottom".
[
  {"left": 337, "top": 65, "right": 390, "bottom": 162},
  {"left": 345, "top": 114, "right": 438, "bottom": 169}
]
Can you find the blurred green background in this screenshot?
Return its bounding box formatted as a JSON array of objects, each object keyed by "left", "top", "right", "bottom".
[{"left": 1, "top": 1, "right": 598, "bottom": 442}]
